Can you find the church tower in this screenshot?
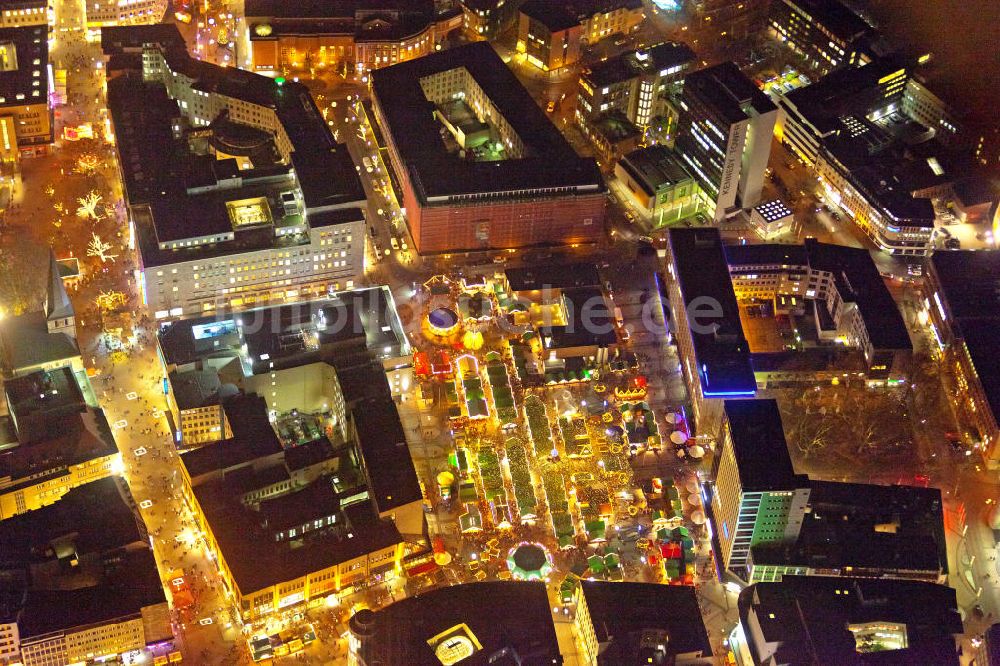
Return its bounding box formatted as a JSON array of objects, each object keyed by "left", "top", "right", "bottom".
[{"left": 45, "top": 250, "right": 76, "bottom": 339}]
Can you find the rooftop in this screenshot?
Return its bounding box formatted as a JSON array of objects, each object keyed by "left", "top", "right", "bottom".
[
  {"left": 739, "top": 576, "right": 962, "bottom": 666},
  {"left": 180, "top": 393, "right": 283, "bottom": 479},
  {"left": 194, "top": 474, "right": 402, "bottom": 593},
  {"left": 4, "top": 367, "right": 83, "bottom": 438},
  {"left": 579, "top": 580, "right": 712, "bottom": 660},
  {"left": 0, "top": 310, "right": 80, "bottom": 375},
  {"left": 930, "top": 250, "right": 1000, "bottom": 323},
  {"left": 353, "top": 396, "right": 422, "bottom": 513},
  {"left": 103, "top": 25, "right": 364, "bottom": 267},
  {"left": 804, "top": 239, "right": 912, "bottom": 351},
  {"left": 158, "top": 286, "right": 408, "bottom": 372},
  {"left": 725, "top": 239, "right": 911, "bottom": 352},
  {"left": 519, "top": 0, "right": 579, "bottom": 32},
  {"left": 349, "top": 581, "right": 562, "bottom": 665},
  {"left": 170, "top": 368, "right": 238, "bottom": 410},
  {"left": 724, "top": 243, "right": 808, "bottom": 267},
  {"left": 0, "top": 476, "right": 142, "bottom": 565},
  {"left": 245, "top": 0, "right": 442, "bottom": 43},
  {"left": 238, "top": 287, "right": 409, "bottom": 374},
  {"left": 681, "top": 61, "right": 776, "bottom": 126},
  {"left": 821, "top": 137, "right": 938, "bottom": 228},
  {"left": 584, "top": 41, "right": 695, "bottom": 88},
  {"left": 753, "top": 480, "right": 947, "bottom": 576},
  {"left": 669, "top": 228, "right": 756, "bottom": 397},
  {"left": 0, "top": 25, "right": 48, "bottom": 109},
  {"left": 618, "top": 145, "right": 693, "bottom": 197},
  {"left": 722, "top": 399, "right": 808, "bottom": 492},
  {"left": 505, "top": 262, "right": 601, "bottom": 292},
  {"left": 541, "top": 286, "right": 618, "bottom": 350},
  {"left": 0, "top": 407, "right": 116, "bottom": 489},
  {"left": 753, "top": 199, "right": 794, "bottom": 223},
  {"left": 370, "top": 41, "right": 603, "bottom": 203},
  {"left": 781, "top": 57, "right": 910, "bottom": 136},
  {"left": 784, "top": 0, "right": 870, "bottom": 41},
  {"left": 930, "top": 251, "right": 1000, "bottom": 429},
  {"left": 0, "top": 477, "right": 167, "bottom": 638}
]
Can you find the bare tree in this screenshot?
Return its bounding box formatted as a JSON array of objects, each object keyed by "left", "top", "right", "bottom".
[
  {"left": 87, "top": 233, "right": 118, "bottom": 263},
  {"left": 76, "top": 191, "right": 104, "bottom": 222}
]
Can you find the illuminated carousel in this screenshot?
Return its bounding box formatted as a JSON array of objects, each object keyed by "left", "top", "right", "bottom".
[
  {"left": 506, "top": 542, "right": 554, "bottom": 582},
  {"left": 422, "top": 306, "right": 463, "bottom": 345}
]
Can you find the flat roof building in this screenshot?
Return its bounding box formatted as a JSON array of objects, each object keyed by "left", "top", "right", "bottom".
[
  {"left": 664, "top": 228, "right": 756, "bottom": 428},
  {"left": 0, "top": 25, "right": 53, "bottom": 159},
  {"left": 726, "top": 238, "right": 912, "bottom": 384},
  {"left": 749, "top": 199, "right": 794, "bottom": 239},
  {"left": 707, "top": 399, "right": 811, "bottom": 579},
  {"left": 707, "top": 397, "right": 947, "bottom": 584},
  {"left": 181, "top": 374, "right": 424, "bottom": 620},
  {"left": 517, "top": 1, "right": 582, "bottom": 72},
  {"left": 371, "top": 41, "right": 606, "bottom": 254},
  {"left": 776, "top": 56, "right": 910, "bottom": 166},
  {"left": 0, "top": 476, "right": 172, "bottom": 666},
  {"left": 767, "top": 0, "right": 873, "bottom": 74},
  {"left": 574, "top": 580, "right": 712, "bottom": 664},
  {"left": 167, "top": 291, "right": 423, "bottom": 620},
  {"left": 925, "top": 250, "right": 1000, "bottom": 467},
  {"left": 614, "top": 145, "right": 699, "bottom": 226},
  {"left": 156, "top": 286, "right": 413, "bottom": 447},
  {"left": 673, "top": 61, "right": 777, "bottom": 221},
  {"left": 103, "top": 25, "right": 367, "bottom": 319},
  {"left": 577, "top": 41, "right": 694, "bottom": 134},
  {"left": 244, "top": 0, "right": 463, "bottom": 74},
  {"left": 749, "top": 480, "right": 947, "bottom": 584},
  {"left": 348, "top": 581, "right": 562, "bottom": 665},
  {"left": 773, "top": 57, "right": 949, "bottom": 256},
  {"left": 732, "top": 576, "right": 962, "bottom": 666}
]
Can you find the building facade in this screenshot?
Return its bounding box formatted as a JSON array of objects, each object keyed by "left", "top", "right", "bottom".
[
  {"left": 614, "top": 145, "right": 699, "bottom": 226},
  {"left": 709, "top": 400, "right": 811, "bottom": 579},
  {"left": 767, "top": 0, "right": 872, "bottom": 74},
  {"left": 578, "top": 0, "right": 644, "bottom": 44},
  {"left": 674, "top": 62, "right": 777, "bottom": 221},
  {"left": 0, "top": 478, "right": 173, "bottom": 665},
  {"left": 0, "top": 25, "right": 53, "bottom": 158},
  {"left": 726, "top": 239, "right": 912, "bottom": 383},
  {"left": 814, "top": 144, "right": 935, "bottom": 256},
  {"left": 749, "top": 199, "right": 793, "bottom": 239},
  {"left": 662, "top": 229, "right": 756, "bottom": 429},
  {"left": 459, "top": 0, "right": 525, "bottom": 41},
  {"left": 103, "top": 25, "right": 367, "bottom": 319},
  {"left": 84, "top": 0, "right": 167, "bottom": 28},
  {"left": 924, "top": 251, "right": 1000, "bottom": 467},
  {"left": 516, "top": 2, "right": 582, "bottom": 72},
  {"left": 0, "top": 257, "right": 119, "bottom": 521},
  {"left": 0, "top": 0, "right": 46, "bottom": 29},
  {"left": 371, "top": 42, "right": 606, "bottom": 254},
  {"left": 576, "top": 41, "right": 694, "bottom": 130},
  {"left": 245, "top": 0, "right": 462, "bottom": 74},
  {"left": 19, "top": 606, "right": 168, "bottom": 666}
]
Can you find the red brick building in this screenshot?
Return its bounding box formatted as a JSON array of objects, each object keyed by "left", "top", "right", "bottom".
[{"left": 371, "top": 42, "right": 606, "bottom": 254}]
